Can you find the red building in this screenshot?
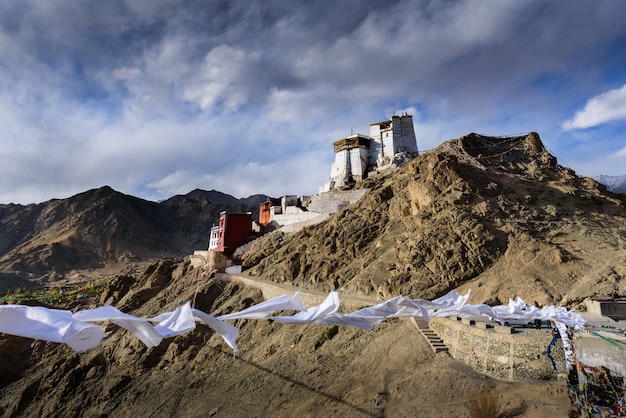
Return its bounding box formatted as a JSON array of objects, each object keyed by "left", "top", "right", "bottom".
[
  {"left": 258, "top": 198, "right": 281, "bottom": 228},
  {"left": 212, "top": 211, "right": 253, "bottom": 256},
  {"left": 259, "top": 201, "right": 272, "bottom": 228}
]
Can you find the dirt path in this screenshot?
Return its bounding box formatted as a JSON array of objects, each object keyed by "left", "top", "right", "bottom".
[{"left": 221, "top": 272, "right": 380, "bottom": 310}]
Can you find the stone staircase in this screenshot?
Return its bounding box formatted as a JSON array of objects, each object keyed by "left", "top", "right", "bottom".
[{"left": 410, "top": 317, "right": 449, "bottom": 353}]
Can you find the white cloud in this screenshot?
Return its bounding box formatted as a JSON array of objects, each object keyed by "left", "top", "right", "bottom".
[
  {"left": 614, "top": 146, "right": 626, "bottom": 158},
  {"left": 146, "top": 153, "right": 330, "bottom": 199},
  {"left": 182, "top": 45, "right": 261, "bottom": 112},
  {"left": 145, "top": 170, "right": 197, "bottom": 196},
  {"left": 112, "top": 67, "right": 141, "bottom": 81},
  {"left": 562, "top": 84, "right": 626, "bottom": 131}
]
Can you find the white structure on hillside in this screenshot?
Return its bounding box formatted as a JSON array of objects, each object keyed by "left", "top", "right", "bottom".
[
  {"left": 320, "top": 112, "right": 418, "bottom": 193},
  {"left": 369, "top": 112, "right": 418, "bottom": 167},
  {"left": 328, "top": 134, "right": 371, "bottom": 185},
  {"left": 208, "top": 225, "right": 219, "bottom": 250}
]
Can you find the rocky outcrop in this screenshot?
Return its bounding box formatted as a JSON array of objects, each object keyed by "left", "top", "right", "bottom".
[
  {"left": 0, "top": 259, "right": 574, "bottom": 417},
  {"left": 243, "top": 133, "right": 626, "bottom": 306}
]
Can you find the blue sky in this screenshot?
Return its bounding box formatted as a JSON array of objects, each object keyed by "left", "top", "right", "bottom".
[{"left": 1, "top": 0, "right": 626, "bottom": 204}]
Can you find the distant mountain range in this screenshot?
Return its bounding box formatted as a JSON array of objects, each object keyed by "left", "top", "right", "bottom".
[
  {"left": 162, "top": 188, "right": 269, "bottom": 207},
  {"left": 595, "top": 174, "right": 626, "bottom": 195},
  {"left": 0, "top": 186, "right": 270, "bottom": 290}
]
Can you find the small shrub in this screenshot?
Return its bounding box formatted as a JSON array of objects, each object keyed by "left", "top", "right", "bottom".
[
  {"left": 314, "top": 326, "right": 339, "bottom": 350},
  {"left": 467, "top": 386, "right": 501, "bottom": 418}
]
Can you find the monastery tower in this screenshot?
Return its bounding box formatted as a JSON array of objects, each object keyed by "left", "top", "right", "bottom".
[
  {"left": 320, "top": 113, "right": 417, "bottom": 193},
  {"left": 368, "top": 112, "right": 417, "bottom": 167}
]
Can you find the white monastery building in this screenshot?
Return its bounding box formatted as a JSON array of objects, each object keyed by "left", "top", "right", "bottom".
[
  {"left": 320, "top": 112, "right": 418, "bottom": 193},
  {"left": 245, "top": 113, "right": 418, "bottom": 235}
]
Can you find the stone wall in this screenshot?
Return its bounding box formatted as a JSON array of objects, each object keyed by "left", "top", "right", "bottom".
[
  {"left": 350, "top": 147, "right": 369, "bottom": 181},
  {"left": 368, "top": 135, "right": 383, "bottom": 167},
  {"left": 206, "top": 250, "right": 229, "bottom": 272},
  {"left": 272, "top": 209, "right": 328, "bottom": 230},
  {"left": 305, "top": 189, "right": 369, "bottom": 214},
  {"left": 279, "top": 213, "right": 330, "bottom": 233},
  {"left": 328, "top": 146, "right": 369, "bottom": 189},
  {"left": 430, "top": 317, "right": 566, "bottom": 381},
  {"left": 382, "top": 127, "right": 396, "bottom": 162},
  {"left": 190, "top": 251, "right": 208, "bottom": 268},
  {"left": 280, "top": 195, "right": 298, "bottom": 213},
  {"left": 584, "top": 298, "right": 626, "bottom": 320},
  {"left": 223, "top": 273, "right": 377, "bottom": 310},
  {"left": 576, "top": 335, "right": 626, "bottom": 378}
]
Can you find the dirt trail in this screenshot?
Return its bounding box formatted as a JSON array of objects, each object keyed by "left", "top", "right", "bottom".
[{"left": 223, "top": 272, "right": 380, "bottom": 309}]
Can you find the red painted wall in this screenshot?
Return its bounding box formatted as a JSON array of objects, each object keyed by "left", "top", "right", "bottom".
[
  {"left": 259, "top": 201, "right": 272, "bottom": 227},
  {"left": 216, "top": 212, "right": 253, "bottom": 256}
]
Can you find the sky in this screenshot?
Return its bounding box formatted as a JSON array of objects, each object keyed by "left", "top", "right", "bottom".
[{"left": 1, "top": 0, "right": 626, "bottom": 204}]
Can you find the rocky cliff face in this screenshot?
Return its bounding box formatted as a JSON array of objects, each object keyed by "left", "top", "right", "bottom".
[{"left": 243, "top": 133, "right": 626, "bottom": 306}]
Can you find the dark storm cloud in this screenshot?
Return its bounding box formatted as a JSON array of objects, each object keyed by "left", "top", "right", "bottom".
[{"left": 3, "top": 1, "right": 622, "bottom": 112}]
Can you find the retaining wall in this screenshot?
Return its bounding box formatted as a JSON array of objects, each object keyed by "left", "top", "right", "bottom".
[
  {"left": 584, "top": 298, "right": 626, "bottom": 320},
  {"left": 430, "top": 317, "right": 566, "bottom": 381},
  {"left": 575, "top": 335, "right": 626, "bottom": 378},
  {"left": 272, "top": 209, "right": 326, "bottom": 227},
  {"left": 306, "top": 189, "right": 369, "bottom": 214},
  {"left": 279, "top": 213, "right": 330, "bottom": 233}
]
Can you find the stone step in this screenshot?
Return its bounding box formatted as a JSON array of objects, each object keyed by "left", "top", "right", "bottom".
[{"left": 409, "top": 317, "right": 450, "bottom": 354}]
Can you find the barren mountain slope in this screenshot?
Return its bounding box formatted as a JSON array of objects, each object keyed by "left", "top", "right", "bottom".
[
  {"left": 243, "top": 133, "right": 626, "bottom": 306},
  {"left": 0, "top": 259, "right": 573, "bottom": 417},
  {"left": 0, "top": 187, "right": 266, "bottom": 290},
  {"left": 162, "top": 188, "right": 268, "bottom": 208}
]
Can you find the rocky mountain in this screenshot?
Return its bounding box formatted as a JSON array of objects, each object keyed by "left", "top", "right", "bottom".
[
  {"left": 0, "top": 186, "right": 268, "bottom": 290},
  {"left": 2, "top": 131, "right": 617, "bottom": 417},
  {"left": 595, "top": 174, "right": 626, "bottom": 195},
  {"left": 162, "top": 188, "right": 268, "bottom": 207},
  {"left": 0, "top": 259, "right": 573, "bottom": 417},
  {"left": 243, "top": 132, "right": 626, "bottom": 307}
]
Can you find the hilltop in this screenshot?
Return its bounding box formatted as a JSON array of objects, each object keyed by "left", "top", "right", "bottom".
[
  {"left": 1, "top": 131, "right": 624, "bottom": 417},
  {"left": 243, "top": 132, "right": 626, "bottom": 307}
]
